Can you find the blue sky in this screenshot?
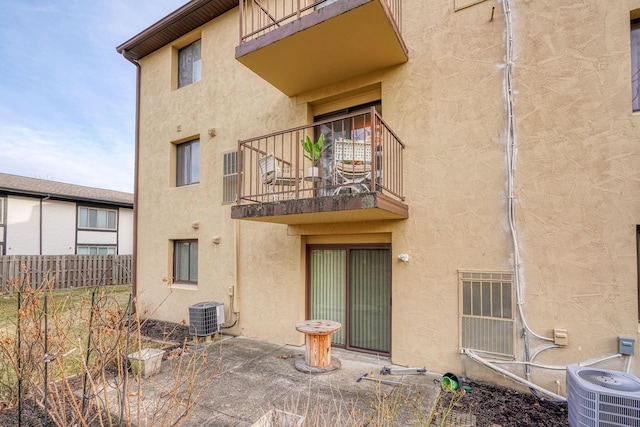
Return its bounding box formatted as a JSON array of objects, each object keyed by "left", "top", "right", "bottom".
[{"left": 0, "top": 0, "right": 187, "bottom": 193}]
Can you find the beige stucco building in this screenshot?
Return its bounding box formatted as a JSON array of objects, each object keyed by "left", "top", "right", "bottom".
[{"left": 118, "top": 0, "right": 640, "bottom": 396}]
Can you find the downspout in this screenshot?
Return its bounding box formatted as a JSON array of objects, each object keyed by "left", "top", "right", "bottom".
[
  {"left": 120, "top": 50, "right": 141, "bottom": 301},
  {"left": 234, "top": 220, "right": 241, "bottom": 316},
  {"left": 115, "top": 50, "right": 140, "bottom": 426},
  {"left": 222, "top": 220, "right": 240, "bottom": 330}
]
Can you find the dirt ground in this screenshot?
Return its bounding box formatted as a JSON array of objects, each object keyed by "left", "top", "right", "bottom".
[
  {"left": 455, "top": 380, "right": 568, "bottom": 427},
  {"left": 0, "top": 319, "right": 569, "bottom": 426},
  {"left": 139, "top": 317, "right": 192, "bottom": 347}
]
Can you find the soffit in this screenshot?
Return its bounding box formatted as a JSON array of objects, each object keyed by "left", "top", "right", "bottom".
[{"left": 116, "top": 0, "right": 237, "bottom": 61}]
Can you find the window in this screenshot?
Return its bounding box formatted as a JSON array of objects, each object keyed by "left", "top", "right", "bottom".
[
  {"left": 177, "top": 139, "right": 200, "bottom": 186},
  {"left": 178, "top": 39, "right": 201, "bottom": 88},
  {"left": 0, "top": 197, "right": 4, "bottom": 225},
  {"left": 78, "top": 207, "right": 117, "bottom": 230},
  {"left": 174, "top": 240, "right": 198, "bottom": 284},
  {"left": 632, "top": 19, "right": 640, "bottom": 111},
  {"left": 314, "top": 101, "right": 382, "bottom": 141},
  {"left": 223, "top": 151, "right": 239, "bottom": 203},
  {"left": 77, "top": 246, "right": 116, "bottom": 255},
  {"left": 459, "top": 271, "right": 514, "bottom": 357}
]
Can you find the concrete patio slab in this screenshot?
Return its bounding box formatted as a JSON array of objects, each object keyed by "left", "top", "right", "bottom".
[{"left": 103, "top": 335, "right": 453, "bottom": 426}]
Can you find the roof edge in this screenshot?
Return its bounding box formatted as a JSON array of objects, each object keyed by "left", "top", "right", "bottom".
[
  {"left": 1, "top": 188, "right": 134, "bottom": 208},
  {"left": 116, "top": 0, "right": 237, "bottom": 59}
]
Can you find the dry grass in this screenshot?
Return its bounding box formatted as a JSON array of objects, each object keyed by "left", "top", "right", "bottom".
[
  {"left": 0, "top": 270, "right": 213, "bottom": 426},
  {"left": 267, "top": 381, "right": 468, "bottom": 427}
]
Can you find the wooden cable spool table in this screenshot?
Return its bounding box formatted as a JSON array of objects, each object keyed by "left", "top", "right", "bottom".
[{"left": 294, "top": 320, "right": 342, "bottom": 373}]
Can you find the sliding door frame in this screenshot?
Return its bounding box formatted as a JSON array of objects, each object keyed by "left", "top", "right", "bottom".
[{"left": 305, "top": 243, "right": 392, "bottom": 356}]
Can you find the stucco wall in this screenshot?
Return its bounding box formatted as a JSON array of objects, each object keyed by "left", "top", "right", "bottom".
[
  {"left": 503, "top": 0, "right": 640, "bottom": 379},
  {"left": 133, "top": 0, "right": 640, "bottom": 393},
  {"left": 135, "top": 8, "right": 304, "bottom": 333}
]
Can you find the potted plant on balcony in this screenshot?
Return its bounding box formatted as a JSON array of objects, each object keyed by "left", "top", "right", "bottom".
[{"left": 301, "top": 133, "right": 331, "bottom": 180}]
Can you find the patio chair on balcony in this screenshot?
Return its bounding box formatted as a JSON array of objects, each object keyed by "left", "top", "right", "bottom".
[
  {"left": 333, "top": 138, "right": 372, "bottom": 195},
  {"left": 259, "top": 152, "right": 299, "bottom": 200}
]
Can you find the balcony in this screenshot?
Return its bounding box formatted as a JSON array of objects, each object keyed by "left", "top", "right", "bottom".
[
  {"left": 236, "top": 0, "right": 407, "bottom": 96},
  {"left": 231, "top": 108, "right": 408, "bottom": 225}
]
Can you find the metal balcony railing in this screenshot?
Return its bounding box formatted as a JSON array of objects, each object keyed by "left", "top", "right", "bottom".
[
  {"left": 236, "top": 108, "right": 404, "bottom": 205},
  {"left": 239, "top": 0, "right": 402, "bottom": 44}
]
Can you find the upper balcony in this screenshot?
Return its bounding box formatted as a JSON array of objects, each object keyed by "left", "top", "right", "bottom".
[
  {"left": 231, "top": 108, "right": 408, "bottom": 225},
  {"left": 236, "top": 0, "right": 407, "bottom": 96}
]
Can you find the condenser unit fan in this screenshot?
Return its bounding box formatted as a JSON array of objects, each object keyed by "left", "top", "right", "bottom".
[{"left": 566, "top": 364, "right": 640, "bottom": 427}]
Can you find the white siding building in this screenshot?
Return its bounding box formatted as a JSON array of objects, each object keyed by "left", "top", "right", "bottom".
[{"left": 0, "top": 174, "right": 133, "bottom": 256}]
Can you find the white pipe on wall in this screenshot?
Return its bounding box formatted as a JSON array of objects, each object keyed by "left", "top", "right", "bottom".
[{"left": 463, "top": 349, "right": 567, "bottom": 402}]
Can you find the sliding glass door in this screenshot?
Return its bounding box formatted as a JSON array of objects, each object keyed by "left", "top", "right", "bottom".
[{"left": 308, "top": 245, "right": 391, "bottom": 354}]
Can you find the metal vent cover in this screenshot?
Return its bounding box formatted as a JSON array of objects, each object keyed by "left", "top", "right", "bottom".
[{"left": 567, "top": 365, "right": 640, "bottom": 427}]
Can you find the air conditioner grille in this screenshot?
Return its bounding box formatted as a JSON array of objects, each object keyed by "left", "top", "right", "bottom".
[
  {"left": 188, "top": 301, "right": 224, "bottom": 336},
  {"left": 567, "top": 365, "right": 640, "bottom": 427}
]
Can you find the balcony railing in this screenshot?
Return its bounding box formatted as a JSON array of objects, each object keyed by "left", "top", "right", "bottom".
[
  {"left": 239, "top": 0, "right": 402, "bottom": 44},
  {"left": 236, "top": 108, "right": 404, "bottom": 206}
]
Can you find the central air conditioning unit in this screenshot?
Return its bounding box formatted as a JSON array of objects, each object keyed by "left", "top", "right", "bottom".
[
  {"left": 188, "top": 302, "right": 225, "bottom": 336},
  {"left": 566, "top": 364, "right": 640, "bottom": 427}
]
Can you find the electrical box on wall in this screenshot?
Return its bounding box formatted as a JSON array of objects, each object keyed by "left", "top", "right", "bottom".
[
  {"left": 618, "top": 337, "right": 635, "bottom": 355},
  {"left": 553, "top": 328, "right": 569, "bottom": 346}
]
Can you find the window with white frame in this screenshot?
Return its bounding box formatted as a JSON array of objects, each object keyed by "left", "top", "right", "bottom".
[
  {"left": 78, "top": 207, "right": 117, "bottom": 230},
  {"left": 177, "top": 139, "right": 200, "bottom": 187},
  {"left": 174, "top": 240, "right": 198, "bottom": 284},
  {"left": 632, "top": 19, "right": 640, "bottom": 112},
  {"left": 0, "top": 197, "right": 4, "bottom": 225},
  {"left": 223, "top": 151, "right": 239, "bottom": 203},
  {"left": 459, "top": 271, "right": 515, "bottom": 358},
  {"left": 77, "top": 246, "right": 116, "bottom": 255},
  {"left": 178, "top": 39, "right": 201, "bottom": 88}
]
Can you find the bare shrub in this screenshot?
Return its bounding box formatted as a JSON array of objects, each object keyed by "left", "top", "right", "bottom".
[{"left": 0, "top": 266, "right": 215, "bottom": 426}]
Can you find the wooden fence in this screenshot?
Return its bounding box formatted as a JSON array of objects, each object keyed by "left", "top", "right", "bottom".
[{"left": 0, "top": 255, "right": 132, "bottom": 292}]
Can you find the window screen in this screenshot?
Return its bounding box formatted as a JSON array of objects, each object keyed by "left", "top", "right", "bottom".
[
  {"left": 174, "top": 240, "right": 198, "bottom": 284},
  {"left": 178, "top": 40, "right": 202, "bottom": 88},
  {"left": 177, "top": 139, "right": 200, "bottom": 186}
]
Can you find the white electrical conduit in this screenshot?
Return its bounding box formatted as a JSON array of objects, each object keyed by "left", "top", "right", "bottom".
[
  {"left": 488, "top": 360, "right": 566, "bottom": 371},
  {"left": 580, "top": 354, "right": 624, "bottom": 367},
  {"left": 463, "top": 349, "right": 566, "bottom": 402},
  {"left": 625, "top": 355, "right": 633, "bottom": 373},
  {"left": 501, "top": 0, "right": 553, "bottom": 343},
  {"left": 530, "top": 344, "right": 560, "bottom": 362},
  {"left": 487, "top": 353, "right": 624, "bottom": 371}
]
